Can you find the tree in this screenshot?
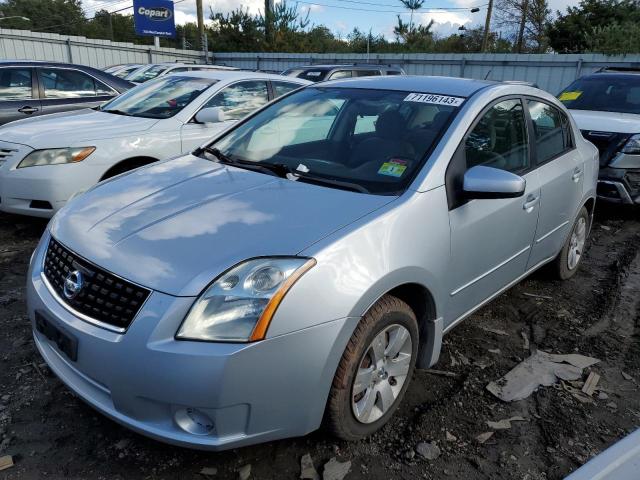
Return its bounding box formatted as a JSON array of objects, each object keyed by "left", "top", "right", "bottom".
[
  {"left": 0, "top": 0, "right": 85, "bottom": 35},
  {"left": 547, "top": 0, "right": 640, "bottom": 53},
  {"left": 495, "top": 0, "right": 551, "bottom": 52},
  {"left": 398, "top": 0, "right": 424, "bottom": 33},
  {"left": 208, "top": 6, "right": 263, "bottom": 52}
]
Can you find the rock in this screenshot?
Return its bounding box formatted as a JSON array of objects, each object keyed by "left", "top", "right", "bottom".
[
  {"left": 0, "top": 455, "right": 13, "bottom": 472},
  {"left": 405, "top": 450, "right": 415, "bottom": 460},
  {"left": 0, "top": 396, "right": 9, "bottom": 403},
  {"left": 476, "top": 432, "right": 494, "bottom": 444},
  {"left": 114, "top": 439, "right": 130, "bottom": 450},
  {"left": 416, "top": 441, "right": 441, "bottom": 460},
  {"left": 606, "top": 402, "right": 618, "bottom": 410},
  {"left": 200, "top": 467, "right": 218, "bottom": 476},
  {"left": 445, "top": 431, "right": 457, "bottom": 442},
  {"left": 322, "top": 457, "right": 351, "bottom": 480},
  {"left": 598, "top": 392, "right": 609, "bottom": 400},
  {"left": 238, "top": 464, "right": 251, "bottom": 480},
  {"left": 300, "top": 453, "right": 319, "bottom": 480}
]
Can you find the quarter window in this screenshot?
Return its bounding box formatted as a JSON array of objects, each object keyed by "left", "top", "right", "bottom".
[
  {"left": 328, "top": 70, "right": 352, "bottom": 80},
  {"left": 465, "top": 99, "right": 529, "bottom": 173},
  {"left": 272, "top": 81, "right": 301, "bottom": 98},
  {"left": 354, "top": 70, "right": 381, "bottom": 77},
  {"left": 527, "top": 100, "right": 571, "bottom": 164},
  {"left": 0, "top": 68, "right": 32, "bottom": 100},
  {"left": 39, "top": 68, "right": 112, "bottom": 99},
  {"left": 203, "top": 81, "right": 269, "bottom": 120}
]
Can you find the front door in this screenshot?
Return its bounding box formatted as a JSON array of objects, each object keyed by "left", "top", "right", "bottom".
[
  {"left": 445, "top": 98, "right": 540, "bottom": 326},
  {"left": 525, "top": 99, "right": 585, "bottom": 268},
  {"left": 0, "top": 67, "right": 42, "bottom": 125}
]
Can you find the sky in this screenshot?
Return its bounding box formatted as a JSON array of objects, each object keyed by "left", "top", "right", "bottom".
[{"left": 83, "top": 0, "right": 579, "bottom": 39}]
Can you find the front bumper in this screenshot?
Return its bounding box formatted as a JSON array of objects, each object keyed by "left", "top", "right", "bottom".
[
  {"left": 597, "top": 168, "right": 640, "bottom": 205},
  {"left": 27, "top": 235, "right": 356, "bottom": 450}
]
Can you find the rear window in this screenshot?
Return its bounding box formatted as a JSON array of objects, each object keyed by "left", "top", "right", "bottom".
[
  {"left": 296, "top": 70, "right": 329, "bottom": 82},
  {"left": 558, "top": 75, "right": 640, "bottom": 114}
]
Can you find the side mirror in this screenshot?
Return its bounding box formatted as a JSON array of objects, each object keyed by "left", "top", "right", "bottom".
[
  {"left": 463, "top": 165, "right": 526, "bottom": 199},
  {"left": 195, "top": 107, "right": 226, "bottom": 124}
]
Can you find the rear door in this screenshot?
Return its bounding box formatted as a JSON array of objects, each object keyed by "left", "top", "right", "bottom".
[
  {"left": 180, "top": 80, "right": 270, "bottom": 152},
  {"left": 0, "top": 67, "right": 42, "bottom": 125},
  {"left": 526, "top": 99, "right": 584, "bottom": 268},
  {"left": 37, "top": 67, "right": 118, "bottom": 115}
]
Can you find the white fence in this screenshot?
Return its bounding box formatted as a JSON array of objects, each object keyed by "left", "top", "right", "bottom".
[{"left": 2, "top": 29, "right": 640, "bottom": 93}]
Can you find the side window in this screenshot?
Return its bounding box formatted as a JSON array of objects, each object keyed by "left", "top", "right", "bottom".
[
  {"left": 170, "top": 67, "right": 190, "bottom": 73},
  {"left": 386, "top": 70, "right": 402, "bottom": 76},
  {"left": 0, "top": 68, "right": 33, "bottom": 100},
  {"left": 527, "top": 100, "right": 571, "bottom": 164},
  {"left": 465, "top": 99, "right": 529, "bottom": 173},
  {"left": 94, "top": 78, "right": 116, "bottom": 96},
  {"left": 203, "top": 81, "right": 269, "bottom": 120},
  {"left": 328, "top": 70, "right": 352, "bottom": 80},
  {"left": 354, "top": 70, "right": 382, "bottom": 77},
  {"left": 39, "top": 69, "right": 99, "bottom": 99},
  {"left": 272, "top": 81, "right": 301, "bottom": 98}
]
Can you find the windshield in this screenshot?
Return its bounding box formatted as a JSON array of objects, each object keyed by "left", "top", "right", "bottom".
[
  {"left": 128, "top": 64, "right": 170, "bottom": 83},
  {"left": 206, "top": 87, "right": 460, "bottom": 195},
  {"left": 558, "top": 75, "right": 640, "bottom": 114},
  {"left": 101, "top": 76, "right": 215, "bottom": 119}
]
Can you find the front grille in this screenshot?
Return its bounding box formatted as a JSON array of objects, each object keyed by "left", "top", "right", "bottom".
[
  {"left": 43, "top": 237, "right": 150, "bottom": 331},
  {"left": 626, "top": 171, "right": 640, "bottom": 193}
]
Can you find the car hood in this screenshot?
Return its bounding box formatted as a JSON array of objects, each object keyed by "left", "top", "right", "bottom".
[
  {"left": 0, "top": 109, "right": 159, "bottom": 147},
  {"left": 50, "top": 155, "right": 394, "bottom": 296},
  {"left": 570, "top": 109, "right": 640, "bottom": 134}
]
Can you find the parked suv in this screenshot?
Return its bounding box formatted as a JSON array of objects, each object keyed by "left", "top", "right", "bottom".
[
  {"left": 28, "top": 76, "right": 597, "bottom": 450},
  {"left": 0, "top": 61, "right": 132, "bottom": 125},
  {"left": 282, "top": 63, "right": 404, "bottom": 82},
  {"left": 559, "top": 67, "right": 640, "bottom": 205}
]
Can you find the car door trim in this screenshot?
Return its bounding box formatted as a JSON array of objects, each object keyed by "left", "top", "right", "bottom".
[
  {"left": 445, "top": 253, "right": 555, "bottom": 333},
  {"left": 535, "top": 220, "right": 569, "bottom": 244},
  {"left": 450, "top": 245, "right": 531, "bottom": 297}
]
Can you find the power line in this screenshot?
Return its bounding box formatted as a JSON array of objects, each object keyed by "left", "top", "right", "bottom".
[
  {"left": 331, "top": 0, "right": 485, "bottom": 11},
  {"left": 297, "top": 0, "right": 486, "bottom": 14}
]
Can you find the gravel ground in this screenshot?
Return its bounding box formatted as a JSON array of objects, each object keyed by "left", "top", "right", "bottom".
[{"left": 0, "top": 205, "right": 638, "bottom": 480}]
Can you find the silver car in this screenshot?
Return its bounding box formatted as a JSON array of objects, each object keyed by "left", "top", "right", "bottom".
[{"left": 27, "top": 76, "right": 598, "bottom": 450}]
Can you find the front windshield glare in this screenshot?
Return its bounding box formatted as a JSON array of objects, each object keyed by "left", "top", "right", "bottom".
[
  {"left": 209, "top": 87, "right": 459, "bottom": 195},
  {"left": 101, "top": 76, "right": 215, "bottom": 119},
  {"left": 559, "top": 76, "right": 640, "bottom": 114}
]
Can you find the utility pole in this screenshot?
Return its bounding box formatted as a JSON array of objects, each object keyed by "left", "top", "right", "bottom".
[
  {"left": 264, "top": 0, "right": 274, "bottom": 47},
  {"left": 481, "top": 0, "right": 493, "bottom": 52},
  {"left": 514, "top": 0, "right": 529, "bottom": 53},
  {"left": 107, "top": 12, "right": 114, "bottom": 41},
  {"left": 196, "top": 0, "right": 206, "bottom": 63}
]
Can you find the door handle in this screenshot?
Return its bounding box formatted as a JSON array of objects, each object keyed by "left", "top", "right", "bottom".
[
  {"left": 18, "top": 106, "right": 38, "bottom": 114},
  {"left": 523, "top": 194, "right": 539, "bottom": 212},
  {"left": 572, "top": 167, "right": 583, "bottom": 182}
]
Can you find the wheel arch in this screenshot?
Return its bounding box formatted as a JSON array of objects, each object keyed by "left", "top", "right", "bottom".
[
  {"left": 100, "top": 156, "right": 159, "bottom": 181},
  {"left": 356, "top": 275, "right": 444, "bottom": 369}
]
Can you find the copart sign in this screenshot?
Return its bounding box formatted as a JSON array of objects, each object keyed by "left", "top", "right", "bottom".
[{"left": 133, "top": 0, "right": 176, "bottom": 37}]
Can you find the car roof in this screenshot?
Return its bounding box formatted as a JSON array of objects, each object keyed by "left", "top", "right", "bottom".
[
  {"left": 317, "top": 75, "right": 495, "bottom": 97},
  {"left": 581, "top": 72, "right": 640, "bottom": 80},
  {"left": 0, "top": 60, "right": 92, "bottom": 68},
  {"left": 288, "top": 64, "right": 402, "bottom": 71},
  {"left": 169, "top": 70, "right": 311, "bottom": 83}
]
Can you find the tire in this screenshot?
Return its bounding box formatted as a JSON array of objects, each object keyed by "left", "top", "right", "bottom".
[
  {"left": 326, "top": 294, "right": 418, "bottom": 441},
  {"left": 553, "top": 206, "right": 590, "bottom": 280}
]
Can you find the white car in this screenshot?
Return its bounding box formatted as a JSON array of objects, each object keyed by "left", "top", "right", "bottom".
[
  {"left": 0, "top": 71, "right": 309, "bottom": 217},
  {"left": 125, "top": 62, "right": 238, "bottom": 84}
]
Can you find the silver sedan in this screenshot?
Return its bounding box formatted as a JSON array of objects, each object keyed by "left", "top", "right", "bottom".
[{"left": 27, "top": 75, "right": 598, "bottom": 449}]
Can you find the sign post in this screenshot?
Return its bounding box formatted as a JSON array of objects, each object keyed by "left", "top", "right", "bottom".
[{"left": 133, "top": 0, "right": 176, "bottom": 40}]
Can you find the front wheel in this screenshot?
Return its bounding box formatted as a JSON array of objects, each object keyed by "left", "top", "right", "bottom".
[
  {"left": 553, "top": 206, "right": 590, "bottom": 280},
  {"left": 326, "top": 295, "right": 418, "bottom": 441}
]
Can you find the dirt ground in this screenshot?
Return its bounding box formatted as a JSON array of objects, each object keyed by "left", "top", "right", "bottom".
[{"left": 1, "top": 205, "right": 638, "bottom": 480}]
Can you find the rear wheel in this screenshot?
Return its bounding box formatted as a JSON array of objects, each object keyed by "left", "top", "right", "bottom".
[
  {"left": 326, "top": 295, "right": 418, "bottom": 440},
  {"left": 553, "top": 206, "right": 589, "bottom": 280}
]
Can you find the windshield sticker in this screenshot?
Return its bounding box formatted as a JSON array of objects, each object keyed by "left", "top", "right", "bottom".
[
  {"left": 306, "top": 71, "right": 322, "bottom": 77},
  {"left": 403, "top": 93, "right": 465, "bottom": 107},
  {"left": 559, "top": 91, "right": 582, "bottom": 101},
  {"left": 378, "top": 159, "right": 408, "bottom": 178}
]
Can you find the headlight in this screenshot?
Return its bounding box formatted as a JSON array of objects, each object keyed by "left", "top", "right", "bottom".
[
  {"left": 176, "top": 257, "right": 316, "bottom": 342},
  {"left": 18, "top": 147, "right": 96, "bottom": 168},
  {"left": 621, "top": 134, "right": 640, "bottom": 155}
]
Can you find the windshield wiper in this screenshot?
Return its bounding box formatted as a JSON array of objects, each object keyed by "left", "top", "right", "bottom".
[
  {"left": 200, "top": 147, "right": 287, "bottom": 178},
  {"left": 200, "top": 147, "right": 369, "bottom": 193},
  {"left": 102, "top": 109, "right": 132, "bottom": 116}
]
